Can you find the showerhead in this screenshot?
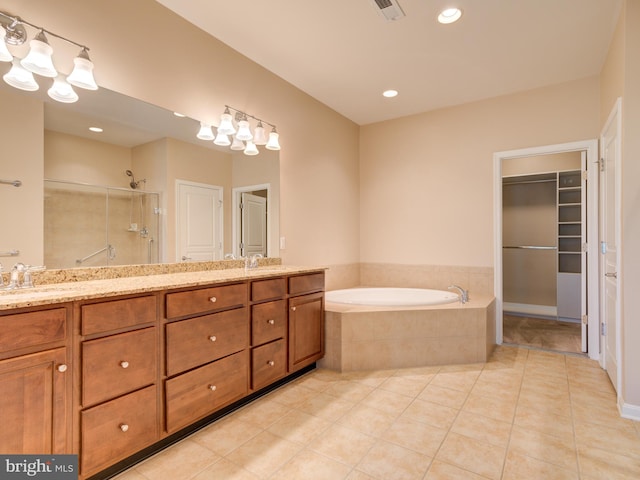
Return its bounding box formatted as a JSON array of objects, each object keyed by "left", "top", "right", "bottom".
[{"left": 126, "top": 170, "right": 139, "bottom": 189}]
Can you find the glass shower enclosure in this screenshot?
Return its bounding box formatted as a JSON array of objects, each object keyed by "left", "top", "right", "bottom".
[{"left": 44, "top": 180, "right": 161, "bottom": 269}]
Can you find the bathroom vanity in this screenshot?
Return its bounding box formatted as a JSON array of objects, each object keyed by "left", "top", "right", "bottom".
[{"left": 0, "top": 265, "right": 325, "bottom": 479}]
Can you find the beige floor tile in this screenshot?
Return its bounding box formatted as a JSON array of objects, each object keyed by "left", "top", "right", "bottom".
[
  {"left": 574, "top": 421, "right": 640, "bottom": 459},
  {"left": 267, "top": 410, "right": 332, "bottom": 445},
  {"left": 355, "top": 439, "right": 432, "bottom": 480},
  {"left": 418, "top": 384, "right": 469, "bottom": 409},
  {"left": 337, "top": 403, "right": 398, "bottom": 437},
  {"left": 346, "top": 470, "right": 377, "bottom": 480},
  {"left": 430, "top": 370, "right": 480, "bottom": 392},
  {"left": 436, "top": 432, "right": 506, "bottom": 480},
  {"left": 471, "top": 379, "right": 520, "bottom": 400},
  {"left": 272, "top": 448, "right": 352, "bottom": 480},
  {"left": 424, "top": 459, "right": 491, "bottom": 479},
  {"left": 232, "top": 397, "right": 292, "bottom": 428},
  {"left": 112, "top": 470, "right": 150, "bottom": 480},
  {"left": 450, "top": 411, "right": 512, "bottom": 448},
  {"left": 384, "top": 416, "right": 448, "bottom": 456},
  {"left": 502, "top": 450, "right": 578, "bottom": 480},
  {"left": 462, "top": 391, "right": 518, "bottom": 422},
  {"left": 267, "top": 383, "right": 317, "bottom": 408},
  {"left": 378, "top": 374, "right": 432, "bottom": 398},
  {"left": 308, "top": 424, "right": 377, "bottom": 466},
  {"left": 508, "top": 426, "right": 578, "bottom": 471},
  {"left": 225, "top": 430, "right": 303, "bottom": 478},
  {"left": 360, "top": 387, "right": 414, "bottom": 415},
  {"left": 513, "top": 404, "right": 574, "bottom": 441},
  {"left": 134, "top": 439, "right": 219, "bottom": 480},
  {"left": 191, "top": 416, "right": 263, "bottom": 456},
  {"left": 401, "top": 398, "right": 459, "bottom": 430},
  {"left": 191, "top": 458, "right": 259, "bottom": 480},
  {"left": 295, "top": 391, "right": 356, "bottom": 421},
  {"left": 516, "top": 390, "right": 573, "bottom": 418},
  {"left": 571, "top": 400, "right": 638, "bottom": 431},
  {"left": 577, "top": 444, "right": 640, "bottom": 479},
  {"left": 342, "top": 369, "right": 396, "bottom": 387},
  {"left": 323, "top": 380, "right": 376, "bottom": 402}
]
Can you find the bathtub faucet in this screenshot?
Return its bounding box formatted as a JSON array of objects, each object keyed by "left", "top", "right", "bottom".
[{"left": 448, "top": 285, "right": 469, "bottom": 304}]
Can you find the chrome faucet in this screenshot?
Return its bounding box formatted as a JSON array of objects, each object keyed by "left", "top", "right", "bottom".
[
  {"left": 2, "top": 263, "right": 46, "bottom": 290},
  {"left": 248, "top": 254, "right": 263, "bottom": 269},
  {"left": 448, "top": 285, "right": 469, "bottom": 304}
]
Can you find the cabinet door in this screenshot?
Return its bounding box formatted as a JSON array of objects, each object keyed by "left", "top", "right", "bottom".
[
  {"left": 0, "top": 348, "right": 68, "bottom": 454},
  {"left": 288, "top": 292, "right": 324, "bottom": 372}
]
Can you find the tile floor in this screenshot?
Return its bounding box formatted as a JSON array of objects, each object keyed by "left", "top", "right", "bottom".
[
  {"left": 503, "top": 315, "right": 582, "bottom": 354},
  {"left": 114, "top": 346, "right": 640, "bottom": 479}
]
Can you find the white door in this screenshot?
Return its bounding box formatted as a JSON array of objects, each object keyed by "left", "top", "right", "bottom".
[
  {"left": 599, "top": 99, "right": 621, "bottom": 391},
  {"left": 176, "top": 181, "right": 223, "bottom": 262},
  {"left": 580, "top": 152, "right": 588, "bottom": 352},
  {"left": 240, "top": 192, "right": 267, "bottom": 257}
]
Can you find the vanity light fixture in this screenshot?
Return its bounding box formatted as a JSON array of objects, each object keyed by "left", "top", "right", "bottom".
[
  {"left": 196, "top": 122, "right": 215, "bottom": 141},
  {"left": 0, "top": 11, "right": 98, "bottom": 102},
  {"left": 201, "top": 105, "right": 281, "bottom": 155},
  {"left": 438, "top": 7, "right": 462, "bottom": 24}
]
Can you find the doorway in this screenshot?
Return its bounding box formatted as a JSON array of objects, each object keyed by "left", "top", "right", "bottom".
[
  {"left": 232, "top": 184, "right": 271, "bottom": 258},
  {"left": 494, "top": 140, "right": 600, "bottom": 359}
]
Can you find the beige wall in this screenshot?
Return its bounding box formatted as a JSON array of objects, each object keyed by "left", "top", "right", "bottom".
[{"left": 360, "top": 77, "right": 600, "bottom": 267}]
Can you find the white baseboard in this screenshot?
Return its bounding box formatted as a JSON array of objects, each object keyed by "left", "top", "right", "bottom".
[
  {"left": 503, "top": 302, "right": 557, "bottom": 318},
  {"left": 619, "top": 398, "right": 640, "bottom": 422}
]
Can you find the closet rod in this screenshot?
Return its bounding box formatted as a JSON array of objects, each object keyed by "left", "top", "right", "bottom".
[
  {"left": 502, "top": 178, "right": 556, "bottom": 186},
  {"left": 503, "top": 245, "right": 557, "bottom": 250}
]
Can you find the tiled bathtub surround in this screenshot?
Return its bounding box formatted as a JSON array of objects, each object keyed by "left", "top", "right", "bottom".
[
  {"left": 113, "top": 345, "right": 640, "bottom": 480},
  {"left": 322, "top": 297, "right": 496, "bottom": 371},
  {"left": 324, "top": 263, "right": 494, "bottom": 296}
]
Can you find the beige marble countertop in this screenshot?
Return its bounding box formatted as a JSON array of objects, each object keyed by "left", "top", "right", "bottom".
[{"left": 0, "top": 265, "right": 326, "bottom": 311}]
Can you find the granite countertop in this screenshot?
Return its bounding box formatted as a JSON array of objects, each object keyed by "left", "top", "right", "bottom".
[{"left": 0, "top": 265, "right": 326, "bottom": 311}]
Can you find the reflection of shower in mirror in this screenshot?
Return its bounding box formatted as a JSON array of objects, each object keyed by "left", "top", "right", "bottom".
[{"left": 125, "top": 170, "right": 146, "bottom": 189}]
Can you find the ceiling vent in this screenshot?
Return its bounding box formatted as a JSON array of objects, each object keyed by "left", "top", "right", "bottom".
[{"left": 370, "top": 0, "right": 406, "bottom": 21}]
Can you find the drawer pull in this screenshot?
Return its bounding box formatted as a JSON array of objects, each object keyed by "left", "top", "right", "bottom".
[
  {"left": 267, "top": 319, "right": 275, "bottom": 325},
  {"left": 120, "top": 361, "right": 130, "bottom": 369},
  {"left": 209, "top": 296, "right": 217, "bottom": 303},
  {"left": 119, "top": 424, "right": 129, "bottom": 432},
  {"left": 57, "top": 364, "right": 68, "bottom": 373},
  {"left": 208, "top": 384, "right": 217, "bottom": 392},
  {"left": 268, "top": 360, "right": 275, "bottom": 367},
  {"left": 291, "top": 306, "right": 296, "bottom": 311},
  {"left": 209, "top": 335, "right": 217, "bottom": 342}
]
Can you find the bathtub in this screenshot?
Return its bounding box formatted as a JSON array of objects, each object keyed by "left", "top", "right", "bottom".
[
  {"left": 321, "top": 287, "right": 496, "bottom": 372},
  {"left": 325, "top": 287, "right": 459, "bottom": 306}
]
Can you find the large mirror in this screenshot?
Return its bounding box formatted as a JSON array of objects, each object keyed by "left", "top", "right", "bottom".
[{"left": 0, "top": 81, "right": 280, "bottom": 269}]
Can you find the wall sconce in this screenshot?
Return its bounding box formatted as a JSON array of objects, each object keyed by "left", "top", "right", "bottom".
[
  {"left": 0, "top": 11, "right": 98, "bottom": 104},
  {"left": 197, "top": 105, "right": 281, "bottom": 156}
]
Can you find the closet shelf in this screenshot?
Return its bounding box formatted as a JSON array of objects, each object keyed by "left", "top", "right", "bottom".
[{"left": 502, "top": 245, "right": 557, "bottom": 250}]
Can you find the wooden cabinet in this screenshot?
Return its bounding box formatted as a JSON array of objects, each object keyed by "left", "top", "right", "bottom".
[
  {"left": 288, "top": 273, "right": 325, "bottom": 373},
  {"left": 0, "top": 307, "right": 70, "bottom": 455},
  {"left": 1, "top": 267, "right": 324, "bottom": 479},
  {"left": 78, "top": 296, "right": 159, "bottom": 477}
]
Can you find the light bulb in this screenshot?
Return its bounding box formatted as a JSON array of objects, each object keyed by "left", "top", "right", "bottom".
[
  {"left": 3, "top": 59, "right": 39, "bottom": 91},
  {"left": 244, "top": 141, "right": 259, "bottom": 156},
  {"left": 197, "top": 122, "right": 215, "bottom": 141},
  {"left": 235, "top": 119, "right": 253, "bottom": 141},
  {"left": 21, "top": 31, "right": 57, "bottom": 77},
  {"left": 67, "top": 48, "right": 98, "bottom": 90},
  {"left": 265, "top": 130, "right": 280, "bottom": 151},
  {"left": 0, "top": 26, "right": 13, "bottom": 62},
  {"left": 48, "top": 76, "right": 79, "bottom": 103},
  {"left": 217, "top": 109, "right": 236, "bottom": 135}
]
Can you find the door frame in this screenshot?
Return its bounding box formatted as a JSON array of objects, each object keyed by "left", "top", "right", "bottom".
[
  {"left": 232, "top": 183, "right": 272, "bottom": 258},
  {"left": 493, "top": 139, "right": 600, "bottom": 359}
]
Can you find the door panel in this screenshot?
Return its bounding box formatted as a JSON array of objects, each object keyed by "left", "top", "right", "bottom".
[
  {"left": 241, "top": 192, "right": 267, "bottom": 257},
  {"left": 177, "top": 182, "right": 222, "bottom": 262}
]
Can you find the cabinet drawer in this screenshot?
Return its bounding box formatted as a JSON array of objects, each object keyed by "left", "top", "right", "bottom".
[
  {"left": 251, "top": 277, "right": 286, "bottom": 302},
  {"left": 0, "top": 308, "right": 66, "bottom": 355},
  {"left": 251, "top": 339, "right": 286, "bottom": 391},
  {"left": 82, "top": 296, "right": 156, "bottom": 336},
  {"left": 82, "top": 328, "right": 157, "bottom": 407},
  {"left": 251, "top": 300, "right": 286, "bottom": 346},
  {"left": 165, "top": 351, "right": 248, "bottom": 433},
  {"left": 166, "top": 308, "right": 249, "bottom": 376},
  {"left": 81, "top": 385, "right": 158, "bottom": 476},
  {"left": 288, "top": 272, "right": 325, "bottom": 296},
  {"left": 166, "top": 283, "right": 247, "bottom": 319}
]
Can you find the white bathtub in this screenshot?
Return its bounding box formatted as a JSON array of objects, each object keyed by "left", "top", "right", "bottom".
[{"left": 325, "top": 287, "right": 459, "bottom": 307}]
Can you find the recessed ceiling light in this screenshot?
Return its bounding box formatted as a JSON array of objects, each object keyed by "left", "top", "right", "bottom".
[
  {"left": 173, "top": 112, "right": 186, "bottom": 117},
  {"left": 438, "top": 7, "right": 462, "bottom": 24},
  {"left": 89, "top": 127, "right": 103, "bottom": 133},
  {"left": 383, "top": 89, "right": 398, "bottom": 98}
]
